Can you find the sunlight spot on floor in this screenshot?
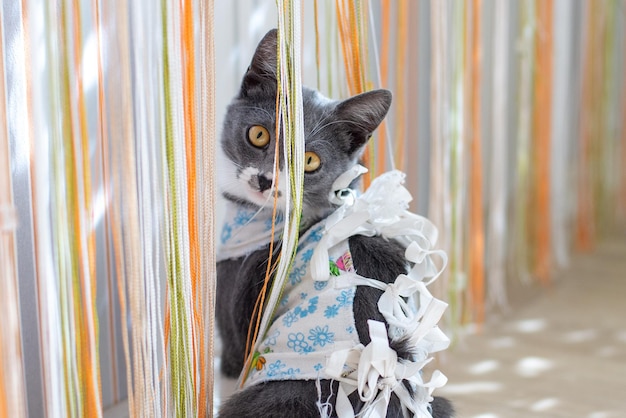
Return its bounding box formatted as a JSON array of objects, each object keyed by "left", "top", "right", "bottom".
[
  {"left": 596, "top": 345, "right": 617, "bottom": 357},
  {"left": 588, "top": 412, "right": 612, "bottom": 418},
  {"left": 439, "top": 381, "right": 503, "bottom": 395},
  {"left": 514, "top": 318, "right": 547, "bottom": 333},
  {"left": 530, "top": 398, "right": 559, "bottom": 411},
  {"left": 489, "top": 336, "right": 515, "bottom": 348},
  {"left": 468, "top": 360, "right": 500, "bottom": 375},
  {"left": 516, "top": 357, "right": 553, "bottom": 377},
  {"left": 472, "top": 414, "right": 499, "bottom": 418},
  {"left": 564, "top": 329, "right": 597, "bottom": 343},
  {"left": 614, "top": 330, "right": 626, "bottom": 343}
]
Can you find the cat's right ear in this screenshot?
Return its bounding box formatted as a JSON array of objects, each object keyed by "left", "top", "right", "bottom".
[
  {"left": 334, "top": 89, "right": 392, "bottom": 153},
  {"left": 239, "top": 29, "right": 278, "bottom": 98}
]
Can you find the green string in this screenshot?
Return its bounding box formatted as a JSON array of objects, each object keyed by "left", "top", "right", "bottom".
[
  {"left": 59, "top": 0, "right": 83, "bottom": 414},
  {"left": 161, "top": 0, "right": 193, "bottom": 414},
  {"left": 599, "top": 0, "right": 618, "bottom": 233},
  {"left": 243, "top": 1, "right": 306, "bottom": 381}
]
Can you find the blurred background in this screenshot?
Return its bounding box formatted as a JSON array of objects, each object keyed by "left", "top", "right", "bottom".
[{"left": 1, "top": 0, "right": 625, "bottom": 417}]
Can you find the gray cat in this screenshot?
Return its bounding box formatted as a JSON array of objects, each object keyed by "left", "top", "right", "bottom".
[{"left": 216, "top": 29, "right": 454, "bottom": 418}]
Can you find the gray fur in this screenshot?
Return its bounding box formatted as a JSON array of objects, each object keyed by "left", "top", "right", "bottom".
[{"left": 216, "top": 29, "right": 454, "bottom": 417}]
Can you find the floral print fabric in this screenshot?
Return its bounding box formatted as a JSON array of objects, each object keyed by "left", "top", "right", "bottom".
[{"left": 245, "top": 220, "right": 363, "bottom": 385}]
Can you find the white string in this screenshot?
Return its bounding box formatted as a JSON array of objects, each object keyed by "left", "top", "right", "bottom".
[
  {"left": 199, "top": 0, "right": 217, "bottom": 414},
  {"left": 366, "top": 1, "right": 395, "bottom": 171},
  {"left": 487, "top": 0, "right": 509, "bottom": 309},
  {"left": 28, "top": 0, "right": 70, "bottom": 415},
  {"left": 551, "top": 0, "right": 574, "bottom": 269},
  {"left": 242, "top": 0, "right": 307, "bottom": 385},
  {"left": 428, "top": 0, "right": 452, "bottom": 311},
  {"left": 164, "top": 0, "right": 196, "bottom": 413},
  {"left": 0, "top": 5, "right": 27, "bottom": 415},
  {"left": 131, "top": 0, "right": 164, "bottom": 415}
]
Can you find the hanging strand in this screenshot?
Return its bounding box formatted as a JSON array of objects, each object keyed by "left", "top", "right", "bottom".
[
  {"left": 429, "top": 0, "right": 453, "bottom": 323},
  {"left": 487, "top": 0, "right": 510, "bottom": 309},
  {"left": 335, "top": 0, "right": 371, "bottom": 186},
  {"left": 392, "top": 0, "right": 409, "bottom": 172},
  {"left": 375, "top": 0, "right": 390, "bottom": 177},
  {"left": 514, "top": 0, "right": 536, "bottom": 283},
  {"left": 199, "top": 0, "right": 216, "bottom": 415},
  {"left": 241, "top": 1, "right": 306, "bottom": 387},
  {"left": 531, "top": 0, "right": 554, "bottom": 284},
  {"left": 468, "top": 0, "right": 485, "bottom": 324},
  {"left": 0, "top": 11, "right": 27, "bottom": 416}
]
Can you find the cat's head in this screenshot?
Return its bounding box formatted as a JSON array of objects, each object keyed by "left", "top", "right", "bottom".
[{"left": 220, "top": 29, "right": 391, "bottom": 227}]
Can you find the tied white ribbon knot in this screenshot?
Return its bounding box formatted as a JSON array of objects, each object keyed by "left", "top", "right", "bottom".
[
  {"left": 311, "top": 170, "right": 445, "bottom": 283},
  {"left": 325, "top": 320, "right": 447, "bottom": 418},
  {"left": 312, "top": 169, "right": 451, "bottom": 417}
]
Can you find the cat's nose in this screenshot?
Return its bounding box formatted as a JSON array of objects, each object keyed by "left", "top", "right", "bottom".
[{"left": 256, "top": 174, "right": 273, "bottom": 192}]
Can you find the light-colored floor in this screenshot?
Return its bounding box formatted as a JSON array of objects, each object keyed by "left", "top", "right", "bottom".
[
  {"left": 107, "top": 225, "right": 626, "bottom": 417},
  {"left": 434, "top": 225, "right": 626, "bottom": 417}
]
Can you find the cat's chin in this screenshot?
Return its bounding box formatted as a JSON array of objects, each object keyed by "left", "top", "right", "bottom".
[
  {"left": 223, "top": 189, "right": 284, "bottom": 211},
  {"left": 244, "top": 189, "right": 276, "bottom": 208}
]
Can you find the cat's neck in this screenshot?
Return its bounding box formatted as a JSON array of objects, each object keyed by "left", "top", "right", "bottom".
[{"left": 218, "top": 193, "right": 333, "bottom": 258}]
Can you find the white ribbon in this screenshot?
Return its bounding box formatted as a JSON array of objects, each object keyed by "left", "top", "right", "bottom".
[
  {"left": 312, "top": 171, "right": 447, "bottom": 284},
  {"left": 329, "top": 164, "right": 368, "bottom": 206},
  {"left": 377, "top": 274, "right": 428, "bottom": 330},
  {"left": 405, "top": 241, "right": 448, "bottom": 285},
  {"left": 325, "top": 320, "right": 446, "bottom": 418}
]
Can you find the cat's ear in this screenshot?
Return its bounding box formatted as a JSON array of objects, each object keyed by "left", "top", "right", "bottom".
[
  {"left": 240, "top": 29, "right": 278, "bottom": 98},
  {"left": 334, "top": 89, "right": 392, "bottom": 153}
]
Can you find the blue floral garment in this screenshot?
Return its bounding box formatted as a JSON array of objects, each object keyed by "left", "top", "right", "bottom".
[
  {"left": 245, "top": 220, "right": 362, "bottom": 385},
  {"left": 220, "top": 170, "right": 452, "bottom": 417}
]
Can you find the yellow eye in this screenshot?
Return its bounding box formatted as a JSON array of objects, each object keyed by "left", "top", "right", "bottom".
[
  {"left": 248, "top": 125, "right": 270, "bottom": 148},
  {"left": 304, "top": 151, "right": 321, "bottom": 172}
]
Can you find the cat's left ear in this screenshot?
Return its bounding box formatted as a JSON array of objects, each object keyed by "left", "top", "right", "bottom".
[
  {"left": 240, "top": 29, "right": 278, "bottom": 98},
  {"left": 334, "top": 89, "right": 392, "bottom": 153}
]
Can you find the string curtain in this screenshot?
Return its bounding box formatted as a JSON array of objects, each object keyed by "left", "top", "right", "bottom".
[{"left": 1, "top": 0, "right": 625, "bottom": 416}]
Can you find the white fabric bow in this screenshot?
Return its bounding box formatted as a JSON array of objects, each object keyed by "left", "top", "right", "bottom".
[
  {"left": 328, "top": 164, "right": 369, "bottom": 206},
  {"left": 324, "top": 320, "right": 447, "bottom": 418},
  {"left": 311, "top": 170, "right": 444, "bottom": 282}
]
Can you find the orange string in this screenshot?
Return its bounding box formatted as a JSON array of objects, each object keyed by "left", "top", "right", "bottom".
[
  {"left": 393, "top": 0, "right": 409, "bottom": 171},
  {"left": 376, "top": 0, "right": 390, "bottom": 177},
  {"left": 0, "top": 341, "right": 6, "bottom": 418},
  {"left": 335, "top": 1, "right": 353, "bottom": 94},
  {"left": 348, "top": 1, "right": 362, "bottom": 93},
  {"left": 336, "top": 0, "right": 371, "bottom": 186},
  {"left": 314, "top": 0, "right": 321, "bottom": 90},
  {"left": 242, "top": 91, "right": 283, "bottom": 386},
  {"left": 64, "top": 0, "right": 100, "bottom": 412},
  {"left": 180, "top": 0, "right": 204, "bottom": 412},
  {"left": 532, "top": 0, "right": 553, "bottom": 284},
  {"left": 469, "top": 0, "right": 485, "bottom": 325}
]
